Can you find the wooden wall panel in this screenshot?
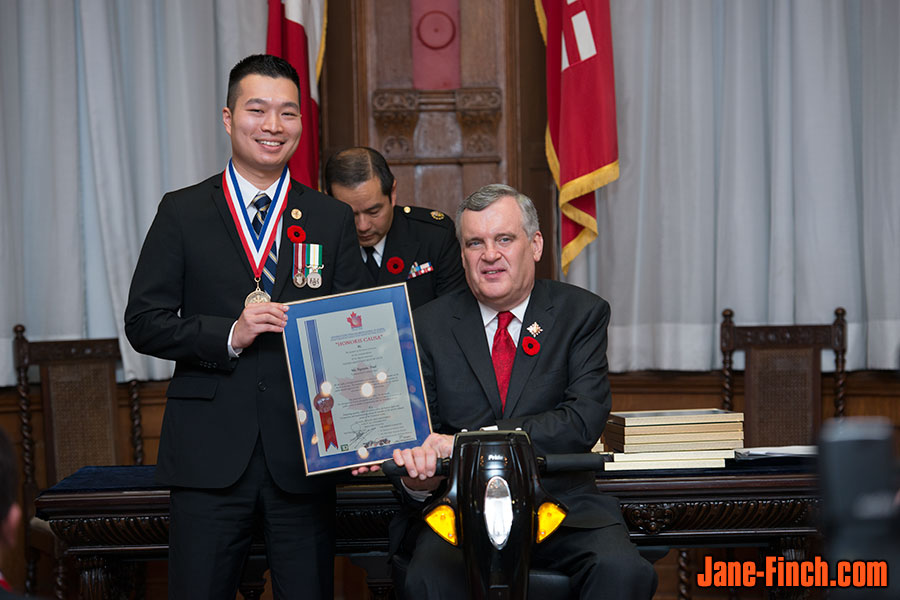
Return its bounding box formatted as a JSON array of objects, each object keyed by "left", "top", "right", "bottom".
[
  {"left": 414, "top": 164, "right": 463, "bottom": 218},
  {"left": 373, "top": 0, "right": 413, "bottom": 88},
  {"left": 459, "top": 0, "right": 501, "bottom": 87}
]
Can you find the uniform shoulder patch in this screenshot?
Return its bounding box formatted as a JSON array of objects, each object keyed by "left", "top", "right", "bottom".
[{"left": 399, "top": 205, "right": 454, "bottom": 228}]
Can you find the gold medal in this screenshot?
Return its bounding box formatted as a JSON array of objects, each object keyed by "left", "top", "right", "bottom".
[
  {"left": 244, "top": 281, "right": 271, "bottom": 306},
  {"left": 245, "top": 288, "right": 271, "bottom": 306}
]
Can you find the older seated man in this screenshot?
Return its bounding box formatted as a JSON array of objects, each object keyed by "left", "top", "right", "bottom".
[{"left": 390, "top": 184, "right": 658, "bottom": 599}]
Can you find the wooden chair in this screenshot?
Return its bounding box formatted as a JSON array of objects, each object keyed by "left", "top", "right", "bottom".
[
  {"left": 13, "top": 324, "right": 143, "bottom": 599},
  {"left": 720, "top": 307, "right": 847, "bottom": 447}
]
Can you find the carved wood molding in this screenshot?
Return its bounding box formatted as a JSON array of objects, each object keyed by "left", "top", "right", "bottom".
[
  {"left": 456, "top": 88, "right": 502, "bottom": 157},
  {"left": 49, "top": 497, "right": 818, "bottom": 547},
  {"left": 732, "top": 327, "right": 834, "bottom": 349},
  {"left": 372, "top": 87, "right": 502, "bottom": 162},
  {"left": 622, "top": 498, "right": 820, "bottom": 536},
  {"left": 372, "top": 90, "right": 419, "bottom": 159},
  {"left": 51, "top": 516, "right": 168, "bottom": 547}
]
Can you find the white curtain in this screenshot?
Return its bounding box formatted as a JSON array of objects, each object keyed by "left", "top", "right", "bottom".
[
  {"left": 565, "top": 0, "right": 900, "bottom": 373},
  {"left": 0, "top": 0, "right": 267, "bottom": 385},
  {"left": 2, "top": 1, "right": 898, "bottom": 387}
]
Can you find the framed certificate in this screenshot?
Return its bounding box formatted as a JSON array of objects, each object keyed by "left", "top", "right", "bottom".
[{"left": 282, "top": 284, "right": 432, "bottom": 475}]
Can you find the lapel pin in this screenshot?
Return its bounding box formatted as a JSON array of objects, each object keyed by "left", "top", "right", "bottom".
[
  {"left": 522, "top": 336, "right": 540, "bottom": 356},
  {"left": 287, "top": 226, "right": 306, "bottom": 244},
  {"left": 386, "top": 256, "right": 405, "bottom": 274},
  {"left": 527, "top": 322, "right": 543, "bottom": 337},
  {"left": 291, "top": 208, "right": 302, "bottom": 220}
]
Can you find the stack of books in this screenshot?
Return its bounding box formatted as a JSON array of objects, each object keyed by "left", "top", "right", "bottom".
[{"left": 594, "top": 409, "right": 744, "bottom": 471}]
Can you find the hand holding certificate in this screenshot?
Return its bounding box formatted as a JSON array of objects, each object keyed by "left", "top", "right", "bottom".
[{"left": 282, "top": 284, "right": 432, "bottom": 475}]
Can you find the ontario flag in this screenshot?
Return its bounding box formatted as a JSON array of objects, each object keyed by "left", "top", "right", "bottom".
[
  {"left": 267, "top": 0, "right": 327, "bottom": 189},
  {"left": 536, "top": 0, "right": 618, "bottom": 275}
]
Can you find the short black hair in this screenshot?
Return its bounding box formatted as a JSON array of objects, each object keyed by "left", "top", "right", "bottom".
[
  {"left": 324, "top": 147, "right": 395, "bottom": 197},
  {"left": 227, "top": 54, "right": 301, "bottom": 111},
  {"left": 0, "top": 427, "right": 17, "bottom": 521}
]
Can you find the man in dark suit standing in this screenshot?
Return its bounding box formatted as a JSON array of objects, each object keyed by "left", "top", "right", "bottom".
[
  {"left": 125, "top": 55, "right": 366, "bottom": 599},
  {"left": 391, "top": 184, "right": 657, "bottom": 599},
  {"left": 324, "top": 147, "right": 465, "bottom": 309}
]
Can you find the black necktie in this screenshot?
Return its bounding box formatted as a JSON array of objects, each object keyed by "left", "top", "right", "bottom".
[{"left": 364, "top": 246, "right": 379, "bottom": 281}]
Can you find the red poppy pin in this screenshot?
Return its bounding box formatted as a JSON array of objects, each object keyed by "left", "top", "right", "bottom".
[
  {"left": 522, "top": 336, "right": 540, "bottom": 356},
  {"left": 287, "top": 225, "right": 306, "bottom": 244},
  {"left": 386, "top": 256, "right": 405, "bottom": 274}
]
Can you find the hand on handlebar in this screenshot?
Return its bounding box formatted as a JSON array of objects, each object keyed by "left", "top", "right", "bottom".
[{"left": 392, "top": 433, "right": 453, "bottom": 490}]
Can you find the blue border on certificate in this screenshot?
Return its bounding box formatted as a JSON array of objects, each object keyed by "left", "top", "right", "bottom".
[{"left": 282, "top": 284, "right": 431, "bottom": 475}]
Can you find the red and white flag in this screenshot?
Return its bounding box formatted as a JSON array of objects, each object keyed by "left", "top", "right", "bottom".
[
  {"left": 267, "top": 0, "right": 326, "bottom": 189},
  {"left": 536, "top": 0, "right": 618, "bottom": 274}
]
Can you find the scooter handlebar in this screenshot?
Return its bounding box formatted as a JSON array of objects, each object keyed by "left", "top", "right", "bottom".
[
  {"left": 541, "top": 453, "right": 607, "bottom": 473},
  {"left": 379, "top": 458, "right": 450, "bottom": 479}
]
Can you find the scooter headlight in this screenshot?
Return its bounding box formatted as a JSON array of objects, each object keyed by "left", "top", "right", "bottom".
[
  {"left": 484, "top": 476, "right": 514, "bottom": 549},
  {"left": 425, "top": 504, "right": 458, "bottom": 546},
  {"left": 536, "top": 501, "right": 567, "bottom": 543}
]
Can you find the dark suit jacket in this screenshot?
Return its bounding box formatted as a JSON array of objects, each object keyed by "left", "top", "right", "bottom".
[
  {"left": 413, "top": 279, "right": 622, "bottom": 528},
  {"left": 125, "top": 172, "right": 366, "bottom": 493},
  {"left": 367, "top": 206, "right": 465, "bottom": 309}
]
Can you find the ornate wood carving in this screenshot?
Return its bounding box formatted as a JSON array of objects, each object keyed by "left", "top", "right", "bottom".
[
  {"left": 622, "top": 498, "right": 819, "bottom": 536},
  {"left": 51, "top": 516, "right": 169, "bottom": 547},
  {"left": 372, "top": 90, "right": 419, "bottom": 159},
  {"left": 128, "top": 380, "right": 144, "bottom": 466},
  {"left": 416, "top": 10, "right": 456, "bottom": 50},
  {"left": 334, "top": 506, "right": 396, "bottom": 549},
  {"left": 720, "top": 310, "right": 735, "bottom": 411},
  {"left": 78, "top": 556, "right": 112, "bottom": 600},
  {"left": 372, "top": 87, "right": 502, "bottom": 163},
  {"left": 456, "top": 88, "right": 502, "bottom": 157},
  {"left": 720, "top": 308, "right": 847, "bottom": 423},
  {"left": 677, "top": 549, "right": 691, "bottom": 600},
  {"left": 13, "top": 325, "right": 38, "bottom": 595},
  {"left": 832, "top": 307, "right": 847, "bottom": 417}
]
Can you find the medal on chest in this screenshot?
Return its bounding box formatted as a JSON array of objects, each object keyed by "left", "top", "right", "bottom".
[
  {"left": 221, "top": 160, "right": 290, "bottom": 306},
  {"left": 293, "top": 241, "right": 324, "bottom": 289}
]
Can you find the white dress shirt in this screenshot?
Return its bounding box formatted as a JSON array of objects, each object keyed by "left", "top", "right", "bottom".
[
  {"left": 402, "top": 294, "right": 533, "bottom": 499},
  {"left": 478, "top": 296, "right": 530, "bottom": 352},
  {"left": 359, "top": 236, "right": 387, "bottom": 266}
]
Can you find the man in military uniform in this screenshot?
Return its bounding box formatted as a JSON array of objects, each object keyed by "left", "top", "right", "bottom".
[{"left": 324, "top": 147, "right": 465, "bottom": 309}]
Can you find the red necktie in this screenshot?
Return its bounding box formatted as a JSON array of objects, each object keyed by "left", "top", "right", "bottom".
[{"left": 492, "top": 311, "right": 516, "bottom": 412}]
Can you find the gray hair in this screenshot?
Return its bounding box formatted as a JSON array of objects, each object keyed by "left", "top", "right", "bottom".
[{"left": 455, "top": 184, "right": 540, "bottom": 240}]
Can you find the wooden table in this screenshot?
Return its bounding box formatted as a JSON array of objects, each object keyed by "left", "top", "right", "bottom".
[{"left": 36, "top": 461, "right": 820, "bottom": 599}]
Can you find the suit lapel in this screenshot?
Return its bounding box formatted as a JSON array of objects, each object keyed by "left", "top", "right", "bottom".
[
  {"left": 504, "top": 281, "right": 554, "bottom": 416},
  {"left": 379, "top": 213, "right": 418, "bottom": 285},
  {"left": 272, "top": 182, "right": 304, "bottom": 300},
  {"left": 451, "top": 292, "right": 504, "bottom": 419},
  {"left": 212, "top": 173, "right": 255, "bottom": 282}
]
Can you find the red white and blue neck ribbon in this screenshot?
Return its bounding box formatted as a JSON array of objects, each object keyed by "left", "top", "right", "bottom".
[{"left": 222, "top": 160, "right": 291, "bottom": 279}]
